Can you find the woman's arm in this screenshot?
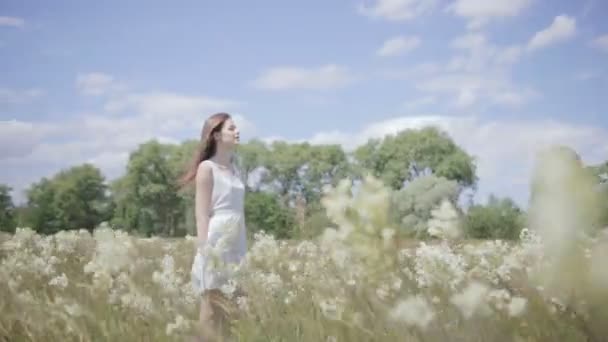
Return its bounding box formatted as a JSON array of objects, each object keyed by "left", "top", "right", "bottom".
[{"left": 195, "top": 161, "right": 213, "bottom": 250}]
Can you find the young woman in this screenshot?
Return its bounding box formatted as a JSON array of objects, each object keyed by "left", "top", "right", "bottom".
[{"left": 179, "top": 112, "right": 248, "bottom": 340}]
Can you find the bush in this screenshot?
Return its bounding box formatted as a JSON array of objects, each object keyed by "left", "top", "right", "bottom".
[
  {"left": 463, "top": 195, "right": 525, "bottom": 240},
  {"left": 244, "top": 190, "right": 296, "bottom": 239},
  {"left": 390, "top": 175, "right": 460, "bottom": 238}
]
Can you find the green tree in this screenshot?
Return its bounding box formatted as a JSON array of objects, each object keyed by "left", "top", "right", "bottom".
[
  {"left": 53, "top": 164, "right": 111, "bottom": 231},
  {"left": 24, "top": 178, "right": 58, "bottom": 233},
  {"left": 260, "top": 142, "right": 351, "bottom": 204},
  {"left": 462, "top": 195, "right": 525, "bottom": 240},
  {"left": 112, "top": 140, "right": 184, "bottom": 237},
  {"left": 301, "top": 144, "right": 350, "bottom": 204},
  {"left": 261, "top": 141, "right": 310, "bottom": 201},
  {"left": 587, "top": 160, "right": 608, "bottom": 228},
  {"left": 257, "top": 142, "right": 351, "bottom": 237},
  {"left": 354, "top": 126, "right": 477, "bottom": 190},
  {"left": 169, "top": 139, "right": 199, "bottom": 234},
  {"left": 391, "top": 174, "right": 461, "bottom": 238},
  {"left": 244, "top": 190, "right": 296, "bottom": 239},
  {"left": 236, "top": 139, "right": 269, "bottom": 191},
  {"left": 0, "top": 184, "right": 16, "bottom": 233},
  {"left": 24, "top": 164, "right": 110, "bottom": 234}
]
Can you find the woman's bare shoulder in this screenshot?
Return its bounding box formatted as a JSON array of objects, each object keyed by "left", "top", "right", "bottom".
[{"left": 196, "top": 160, "right": 214, "bottom": 181}]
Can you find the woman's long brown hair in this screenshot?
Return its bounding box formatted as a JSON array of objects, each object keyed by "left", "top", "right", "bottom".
[{"left": 178, "top": 112, "right": 231, "bottom": 188}]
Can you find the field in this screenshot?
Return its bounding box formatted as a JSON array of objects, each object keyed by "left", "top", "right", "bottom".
[{"left": 1, "top": 177, "right": 607, "bottom": 342}]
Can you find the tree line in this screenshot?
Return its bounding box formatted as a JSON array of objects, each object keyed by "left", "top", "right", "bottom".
[{"left": 1, "top": 126, "right": 606, "bottom": 240}]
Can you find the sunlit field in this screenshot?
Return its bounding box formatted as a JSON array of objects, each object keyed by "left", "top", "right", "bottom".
[{"left": 2, "top": 173, "right": 607, "bottom": 342}]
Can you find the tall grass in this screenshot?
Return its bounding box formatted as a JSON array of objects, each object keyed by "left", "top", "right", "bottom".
[{"left": 1, "top": 150, "right": 607, "bottom": 341}]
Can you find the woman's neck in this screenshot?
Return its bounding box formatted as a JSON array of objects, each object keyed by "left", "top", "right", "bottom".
[{"left": 211, "top": 148, "right": 233, "bottom": 168}]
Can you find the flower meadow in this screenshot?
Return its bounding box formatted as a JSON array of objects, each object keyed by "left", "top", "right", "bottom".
[{"left": 2, "top": 175, "right": 608, "bottom": 342}]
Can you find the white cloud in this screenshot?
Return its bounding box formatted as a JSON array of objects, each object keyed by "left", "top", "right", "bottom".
[
  {"left": 0, "top": 88, "right": 44, "bottom": 104},
  {"left": 357, "top": 0, "right": 438, "bottom": 21},
  {"left": 306, "top": 115, "right": 608, "bottom": 205},
  {"left": 402, "top": 96, "right": 436, "bottom": 110},
  {"left": 0, "top": 16, "right": 25, "bottom": 28},
  {"left": 379, "top": 49, "right": 532, "bottom": 109},
  {"left": 0, "top": 120, "right": 57, "bottom": 159},
  {"left": 448, "top": 33, "right": 523, "bottom": 71},
  {"left": 407, "top": 15, "right": 574, "bottom": 109},
  {"left": 447, "top": 0, "right": 533, "bottom": 29},
  {"left": 384, "top": 31, "right": 537, "bottom": 109},
  {"left": 377, "top": 36, "right": 421, "bottom": 57},
  {"left": 450, "top": 32, "right": 486, "bottom": 50},
  {"left": 574, "top": 70, "right": 602, "bottom": 81},
  {"left": 527, "top": 15, "right": 576, "bottom": 51},
  {"left": 76, "top": 72, "right": 125, "bottom": 96},
  {"left": 377, "top": 63, "right": 442, "bottom": 80},
  {"left": 0, "top": 89, "right": 251, "bottom": 202},
  {"left": 252, "top": 64, "right": 355, "bottom": 90},
  {"left": 104, "top": 92, "right": 238, "bottom": 119},
  {"left": 495, "top": 45, "right": 523, "bottom": 65},
  {"left": 415, "top": 73, "right": 536, "bottom": 108},
  {"left": 309, "top": 116, "right": 447, "bottom": 150},
  {"left": 590, "top": 34, "right": 608, "bottom": 53}
]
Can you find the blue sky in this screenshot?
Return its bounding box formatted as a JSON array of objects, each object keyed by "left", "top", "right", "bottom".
[{"left": 1, "top": 0, "right": 607, "bottom": 205}]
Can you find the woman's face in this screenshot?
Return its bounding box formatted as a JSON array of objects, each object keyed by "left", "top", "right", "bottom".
[{"left": 215, "top": 118, "right": 240, "bottom": 147}]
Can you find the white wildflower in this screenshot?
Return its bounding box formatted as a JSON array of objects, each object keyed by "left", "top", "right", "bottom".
[
  {"left": 54, "top": 297, "right": 84, "bottom": 317},
  {"left": 4, "top": 228, "right": 37, "bottom": 251},
  {"left": 329, "top": 246, "right": 350, "bottom": 269},
  {"left": 508, "top": 297, "right": 527, "bottom": 317},
  {"left": 255, "top": 272, "right": 283, "bottom": 295},
  {"left": 236, "top": 296, "right": 250, "bottom": 312},
  {"left": 17, "top": 290, "right": 35, "bottom": 303},
  {"left": 181, "top": 283, "right": 199, "bottom": 307},
  {"left": 36, "top": 236, "right": 55, "bottom": 259},
  {"left": 288, "top": 261, "right": 299, "bottom": 272},
  {"left": 85, "top": 228, "right": 134, "bottom": 276},
  {"left": 295, "top": 240, "right": 318, "bottom": 258},
  {"left": 414, "top": 241, "right": 467, "bottom": 290},
  {"left": 284, "top": 290, "right": 296, "bottom": 305},
  {"left": 398, "top": 248, "right": 413, "bottom": 263},
  {"left": 427, "top": 199, "right": 461, "bottom": 240},
  {"left": 249, "top": 231, "right": 280, "bottom": 262},
  {"left": 120, "top": 291, "right": 154, "bottom": 315},
  {"left": 487, "top": 289, "right": 511, "bottom": 310},
  {"left": 390, "top": 273, "right": 402, "bottom": 291},
  {"left": 31, "top": 256, "right": 56, "bottom": 277},
  {"left": 376, "top": 284, "right": 390, "bottom": 300},
  {"left": 64, "top": 303, "right": 83, "bottom": 317},
  {"left": 49, "top": 273, "right": 69, "bottom": 289},
  {"left": 7, "top": 276, "right": 20, "bottom": 291},
  {"left": 319, "top": 298, "right": 343, "bottom": 320},
  {"left": 54, "top": 230, "right": 80, "bottom": 254},
  {"left": 382, "top": 228, "right": 395, "bottom": 244},
  {"left": 152, "top": 254, "right": 182, "bottom": 295},
  {"left": 220, "top": 279, "right": 237, "bottom": 299},
  {"left": 166, "top": 315, "right": 190, "bottom": 336},
  {"left": 450, "top": 282, "right": 491, "bottom": 319},
  {"left": 389, "top": 295, "right": 435, "bottom": 330}
]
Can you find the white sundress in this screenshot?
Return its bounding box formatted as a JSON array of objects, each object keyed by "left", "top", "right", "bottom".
[{"left": 191, "top": 159, "right": 248, "bottom": 294}]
